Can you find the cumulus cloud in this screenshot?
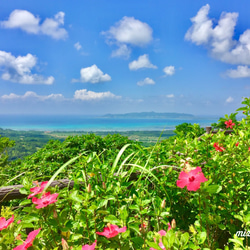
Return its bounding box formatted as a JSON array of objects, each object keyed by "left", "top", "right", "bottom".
[
  {"left": 166, "top": 94, "right": 174, "bottom": 98},
  {"left": 72, "top": 64, "right": 111, "bottom": 83},
  {"left": 1, "top": 91, "right": 63, "bottom": 100},
  {"left": 74, "top": 89, "right": 121, "bottom": 101},
  {"left": 163, "top": 66, "right": 175, "bottom": 76},
  {"left": 129, "top": 54, "right": 157, "bottom": 70},
  {"left": 102, "top": 16, "right": 153, "bottom": 58},
  {"left": 111, "top": 44, "right": 131, "bottom": 59},
  {"left": 137, "top": 77, "right": 155, "bottom": 86},
  {"left": 226, "top": 96, "right": 234, "bottom": 103},
  {"left": 225, "top": 65, "right": 250, "bottom": 78},
  {"left": 185, "top": 4, "right": 250, "bottom": 65},
  {"left": 74, "top": 42, "right": 82, "bottom": 50},
  {"left": 0, "top": 50, "right": 54, "bottom": 84},
  {"left": 1, "top": 10, "right": 67, "bottom": 40}
]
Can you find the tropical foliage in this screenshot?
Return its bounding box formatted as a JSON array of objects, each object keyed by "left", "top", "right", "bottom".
[{"left": 0, "top": 98, "right": 250, "bottom": 249}]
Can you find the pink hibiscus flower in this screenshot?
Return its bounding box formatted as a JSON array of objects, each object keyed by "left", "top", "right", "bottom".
[
  {"left": 96, "top": 224, "right": 126, "bottom": 238},
  {"left": 0, "top": 214, "right": 14, "bottom": 230},
  {"left": 32, "top": 192, "right": 58, "bottom": 209},
  {"left": 13, "top": 228, "right": 41, "bottom": 250},
  {"left": 28, "top": 181, "right": 48, "bottom": 199},
  {"left": 82, "top": 240, "right": 97, "bottom": 250},
  {"left": 225, "top": 119, "right": 235, "bottom": 129},
  {"left": 177, "top": 167, "right": 208, "bottom": 191}
]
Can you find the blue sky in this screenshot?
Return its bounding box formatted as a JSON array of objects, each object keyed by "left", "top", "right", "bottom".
[{"left": 0, "top": 0, "right": 250, "bottom": 115}]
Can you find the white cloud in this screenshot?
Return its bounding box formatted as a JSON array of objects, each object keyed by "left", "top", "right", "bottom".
[
  {"left": 185, "top": 4, "right": 250, "bottom": 65},
  {"left": 103, "top": 16, "right": 153, "bottom": 46},
  {"left": 1, "top": 91, "right": 63, "bottom": 100},
  {"left": 74, "top": 89, "right": 120, "bottom": 101},
  {"left": 226, "top": 65, "right": 250, "bottom": 78},
  {"left": 129, "top": 54, "right": 157, "bottom": 70},
  {"left": 102, "top": 16, "right": 153, "bottom": 58},
  {"left": 163, "top": 66, "right": 175, "bottom": 76},
  {"left": 74, "top": 42, "right": 82, "bottom": 51},
  {"left": 111, "top": 44, "right": 131, "bottom": 59},
  {"left": 72, "top": 64, "right": 111, "bottom": 83},
  {"left": 137, "top": 77, "right": 155, "bottom": 86},
  {"left": 226, "top": 96, "right": 234, "bottom": 103},
  {"left": 166, "top": 94, "right": 174, "bottom": 98},
  {"left": 0, "top": 50, "right": 54, "bottom": 84},
  {"left": 1, "top": 10, "right": 67, "bottom": 40}
]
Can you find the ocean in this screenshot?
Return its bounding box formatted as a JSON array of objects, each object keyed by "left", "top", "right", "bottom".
[{"left": 0, "top": 114, "right": 220, "bottom": 131}]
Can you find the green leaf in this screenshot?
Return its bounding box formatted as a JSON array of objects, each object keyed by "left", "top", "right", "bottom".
[
  {"left": 131, "top": 237, "right": 144, "bottom": 248},
  {"left": 128, "top": 224, "right": 140, "bottom": 235},
  {"left": 104, "top": 215, "right": 120, "bottom": 225},
  {"left": 71, "top": 234, "right": 83, "bottom": 241},
  {"left": 197, "top": 232, "right": 206, "bottom": 244},
  {"left": 234, "top": 214, "right": 243, "bottom": 222},
  {"left": 218, "top": 224, "right": 226, "bottom": 230},
  {"left": 180, "top": 232, "right": 189, "bottom": 246},
  {"left": 129, "top": 205, "right": 140, "bottom": 211},
  {"left": 229, "top": 238, "right": 244, "bottom": 246},
  {"left": 19, "top": 187, "right": 29, "bottom": 195},
  {"left": 146, "top": 240, "right": 162, "bottom": 250},
  {"left": 19, "top": 199, "right": 32, "bottom": 206},
  {"left": 69, "top": 190, "right": 83, "bottom": 203},
  {"left": 244, "top": 213, "right": 250, "bottom": 223},
  {"left": 22, "top": 214, "right": 40, "bottom": 223},
  {"left": 204, "top": 185, "right": 222, "bottom": 194}
]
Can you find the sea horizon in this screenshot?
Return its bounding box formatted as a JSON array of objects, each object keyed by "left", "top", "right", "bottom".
[{"left": 0, "top": 114, "right": 221, "bottom": 132}]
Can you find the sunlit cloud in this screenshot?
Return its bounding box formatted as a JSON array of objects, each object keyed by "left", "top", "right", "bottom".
[
  {"left": 137, "top": 77, "right": 155, "bottom": 86},
  {"left": 129, "top": 54, "right": 157, "bottom": 70},
  {"left": 0, "top": 50, "right": 54, "bottom": 84},
  {"left": 1, "top": 10, "right": 68, "bottom": 40},
  {"left": 1, "top": 91, "right": 63, "bottom": 100},
  {"left": 225, "top": 65, "right": 250, "bottom": 78},
  {"left": 185, "top": 4, "right": 250, "bottom": 65},
  {"left": 102, "top": 16, "right": 153, "bottom": 58},
  {"left": 72, "top": 64, "right": 111, "bottom": 83},
  {"left": 74, "top": 89, "right": 121, "bottom": 101},
  {"left": 163, "top": 66, "right": 175, "bottom": 76}
]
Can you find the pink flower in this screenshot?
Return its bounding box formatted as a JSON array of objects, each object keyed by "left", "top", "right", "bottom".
[
  {"left": 0, "top": 214, "right": 14, "bottom": 230},
  {"left": 17, "top": 220, "right": 21, "bottom": 224},
  {"left": 177, "top": 167, "right": 208, "bottom": 191},
  {"left": 13, "top": 228, "right": 41, "bottom": 250},
  {"left": 96, "top": 224, "right": 127, "bottom": 238},
  {"left": 28, "top": 181, "right": 48, "bottom": 199},
  {"left": 213, "top": 142, "right": 225, "bottom": 152},
  {"left": 32, "top": 192, "right": 58, "bottom": 209},
  {"left": 150, "top": 228, "right": 171, "bottom": 250},
  {"left": 82, "top": 240, "right": 97, "bottom": 250},
  {"left": 225, "top": 119, "right": 235, "bottom": 129},
  {"left": 235, "top": 142, "right": 239, "bottom": 147}
]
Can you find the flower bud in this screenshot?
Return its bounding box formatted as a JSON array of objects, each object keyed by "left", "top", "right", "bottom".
[
  {"left": 171, "top": 219, "right": 176, "bottom": 229},
  {"left": 87, "top": 184, "right": 91, "bottom": 193},
  {"left": 102, "top": 182, "right": 106, "bottom": 189},
  {"left": 161, "top": 199, "right": 166, "bottom": 209},
  {"left": 62, "top": 238, "right": 69, "bottom": 250},
  {"left": 53, "top": 209, "right": 58, "bottom": 219}
]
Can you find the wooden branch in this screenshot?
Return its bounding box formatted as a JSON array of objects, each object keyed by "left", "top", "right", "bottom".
[{"left": 0, "top": 179, "right": 75, "bottom": 202}]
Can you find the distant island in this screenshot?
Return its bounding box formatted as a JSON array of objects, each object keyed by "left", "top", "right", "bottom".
[{"left": 101, "top": 112, "right": 195, "bottom": 119}]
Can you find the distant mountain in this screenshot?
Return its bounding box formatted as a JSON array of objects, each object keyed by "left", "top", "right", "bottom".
[{"left": 102, "top": 112, "right": 195, "bottom": 119}]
